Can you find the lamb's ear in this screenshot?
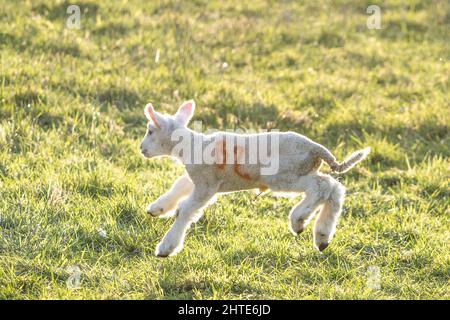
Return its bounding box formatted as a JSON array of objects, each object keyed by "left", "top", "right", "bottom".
[
  {"left": 144, "top": 103, "right": 163, "bottom": 129},
  {"left": 175, "top": 100, "right": 195, "bottom": 126}
]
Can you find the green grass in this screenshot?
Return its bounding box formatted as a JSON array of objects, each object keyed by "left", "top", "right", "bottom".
[{"left": 0, "top": 0, "right": 449, "bottom": 299}]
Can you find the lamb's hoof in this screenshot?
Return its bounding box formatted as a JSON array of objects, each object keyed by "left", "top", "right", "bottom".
[
  {"left": 291, "top": 227, "right": 304, "bottom": 235},
  {"left": 155, "top": 241, "right": 178, "bottom": 257},
  {"left": 290, "top": 219, "right": 306, "bottom": 235},
  {"left": 318, "top": 242, "right": 329, "bottom": 252},
  {"left": 155, "top": 248, "right": 172, "bottom": 258},
  {"left": 148, "top": 209, "right": 163, "bottom": 217},
  {"left": 155, "top": 252, "right": 169, "bottom": 258},
  {"left": 147, "top": 204, "right": 164, "bottom": 217}
]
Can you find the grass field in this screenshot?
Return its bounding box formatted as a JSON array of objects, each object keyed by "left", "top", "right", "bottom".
[{"left": 0, "top": 0, "right": 449, "bottom": 299}]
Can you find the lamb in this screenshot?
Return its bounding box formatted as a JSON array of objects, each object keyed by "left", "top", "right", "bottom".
[{"left": 140, "top": 100, "right": 370, "bottom": 257}]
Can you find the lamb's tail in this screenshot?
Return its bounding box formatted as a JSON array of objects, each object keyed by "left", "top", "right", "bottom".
[{"left": 314, "top": 145, "right": 371, "bottom": 174}]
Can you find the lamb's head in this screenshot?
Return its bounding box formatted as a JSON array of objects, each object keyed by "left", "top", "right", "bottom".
[{"left": 140, "top": 100, "right": 195, "bottom": 158}]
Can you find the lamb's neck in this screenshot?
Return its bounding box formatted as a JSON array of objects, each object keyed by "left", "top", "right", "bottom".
[{"left": 169, "top": 126, "right": 206, "bottom": 165}]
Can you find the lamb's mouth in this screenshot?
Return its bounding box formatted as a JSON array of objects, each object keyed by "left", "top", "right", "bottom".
[{"left": 141, "top": 150, "right": 152, "bottom": 158}]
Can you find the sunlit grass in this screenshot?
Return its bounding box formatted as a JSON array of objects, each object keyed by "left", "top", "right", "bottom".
[{"left": 0, "top": 0, "right": 448, "bottom": 299}]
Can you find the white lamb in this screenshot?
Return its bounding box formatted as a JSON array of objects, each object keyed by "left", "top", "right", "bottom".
[{"left": 140, "top": 100, "right": 370, "bottom": 257}]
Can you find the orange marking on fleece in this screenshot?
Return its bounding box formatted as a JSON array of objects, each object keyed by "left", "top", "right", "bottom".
[
  {"left": 215, "top": 139, "right": 226, "bottom": 170},
  {"left": 214, "top": 140, "right": 252, "bottom": 181},
  {"left": 233, "top": 145, "right": 252, "bottom": 181}
]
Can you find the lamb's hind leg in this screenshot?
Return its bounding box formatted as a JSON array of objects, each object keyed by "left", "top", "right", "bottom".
[
  {"left": 147, "top": 175, "right": 194, "bottom": 217},
  {"left": 313, "top": 178, "right": 345, "bottom": 251},
  {"left": 289, "top": 189, "right": 324, "bottom": 235}
]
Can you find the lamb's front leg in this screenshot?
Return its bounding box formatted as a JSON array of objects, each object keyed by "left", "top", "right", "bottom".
[
  {"left": 147, "top": 175, "right": 194, "bottom": 217},
  {"left": 155, "top": 184, "right": 219, "bottom": 257}
]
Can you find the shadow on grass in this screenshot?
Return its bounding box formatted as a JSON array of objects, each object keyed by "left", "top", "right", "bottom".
[
  {"left": 13, "top": 90, "right": 46, "bottom": 107},
  {"left": 3, "top": 95, "right": 64, "bottom": 131},
  {"left": 96, "top": 87, "right": 142, "bottom": 110},
  {"left": 0, "top": 31, "right": 84, "bottom": 58},
  {"left": 91, "top": 21, "right": 134, "bottom": 37},
  {"left": 325, "top": 118, "right": 449, "bottom": 161},
  {"left": 32, "top": 1, "right": 100, "bottom": 21},
  {"left": 55, "top": 83, "right": 142, "bottom": 111},
  {"left": 0, "top": 32, "right": 23, "bottom": 50},
  {"left": 156, "top": 276, "right": 266, "bottom": 299},
  {"left": 33, "top": 41, "right": 83, "bottom": 58}
]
